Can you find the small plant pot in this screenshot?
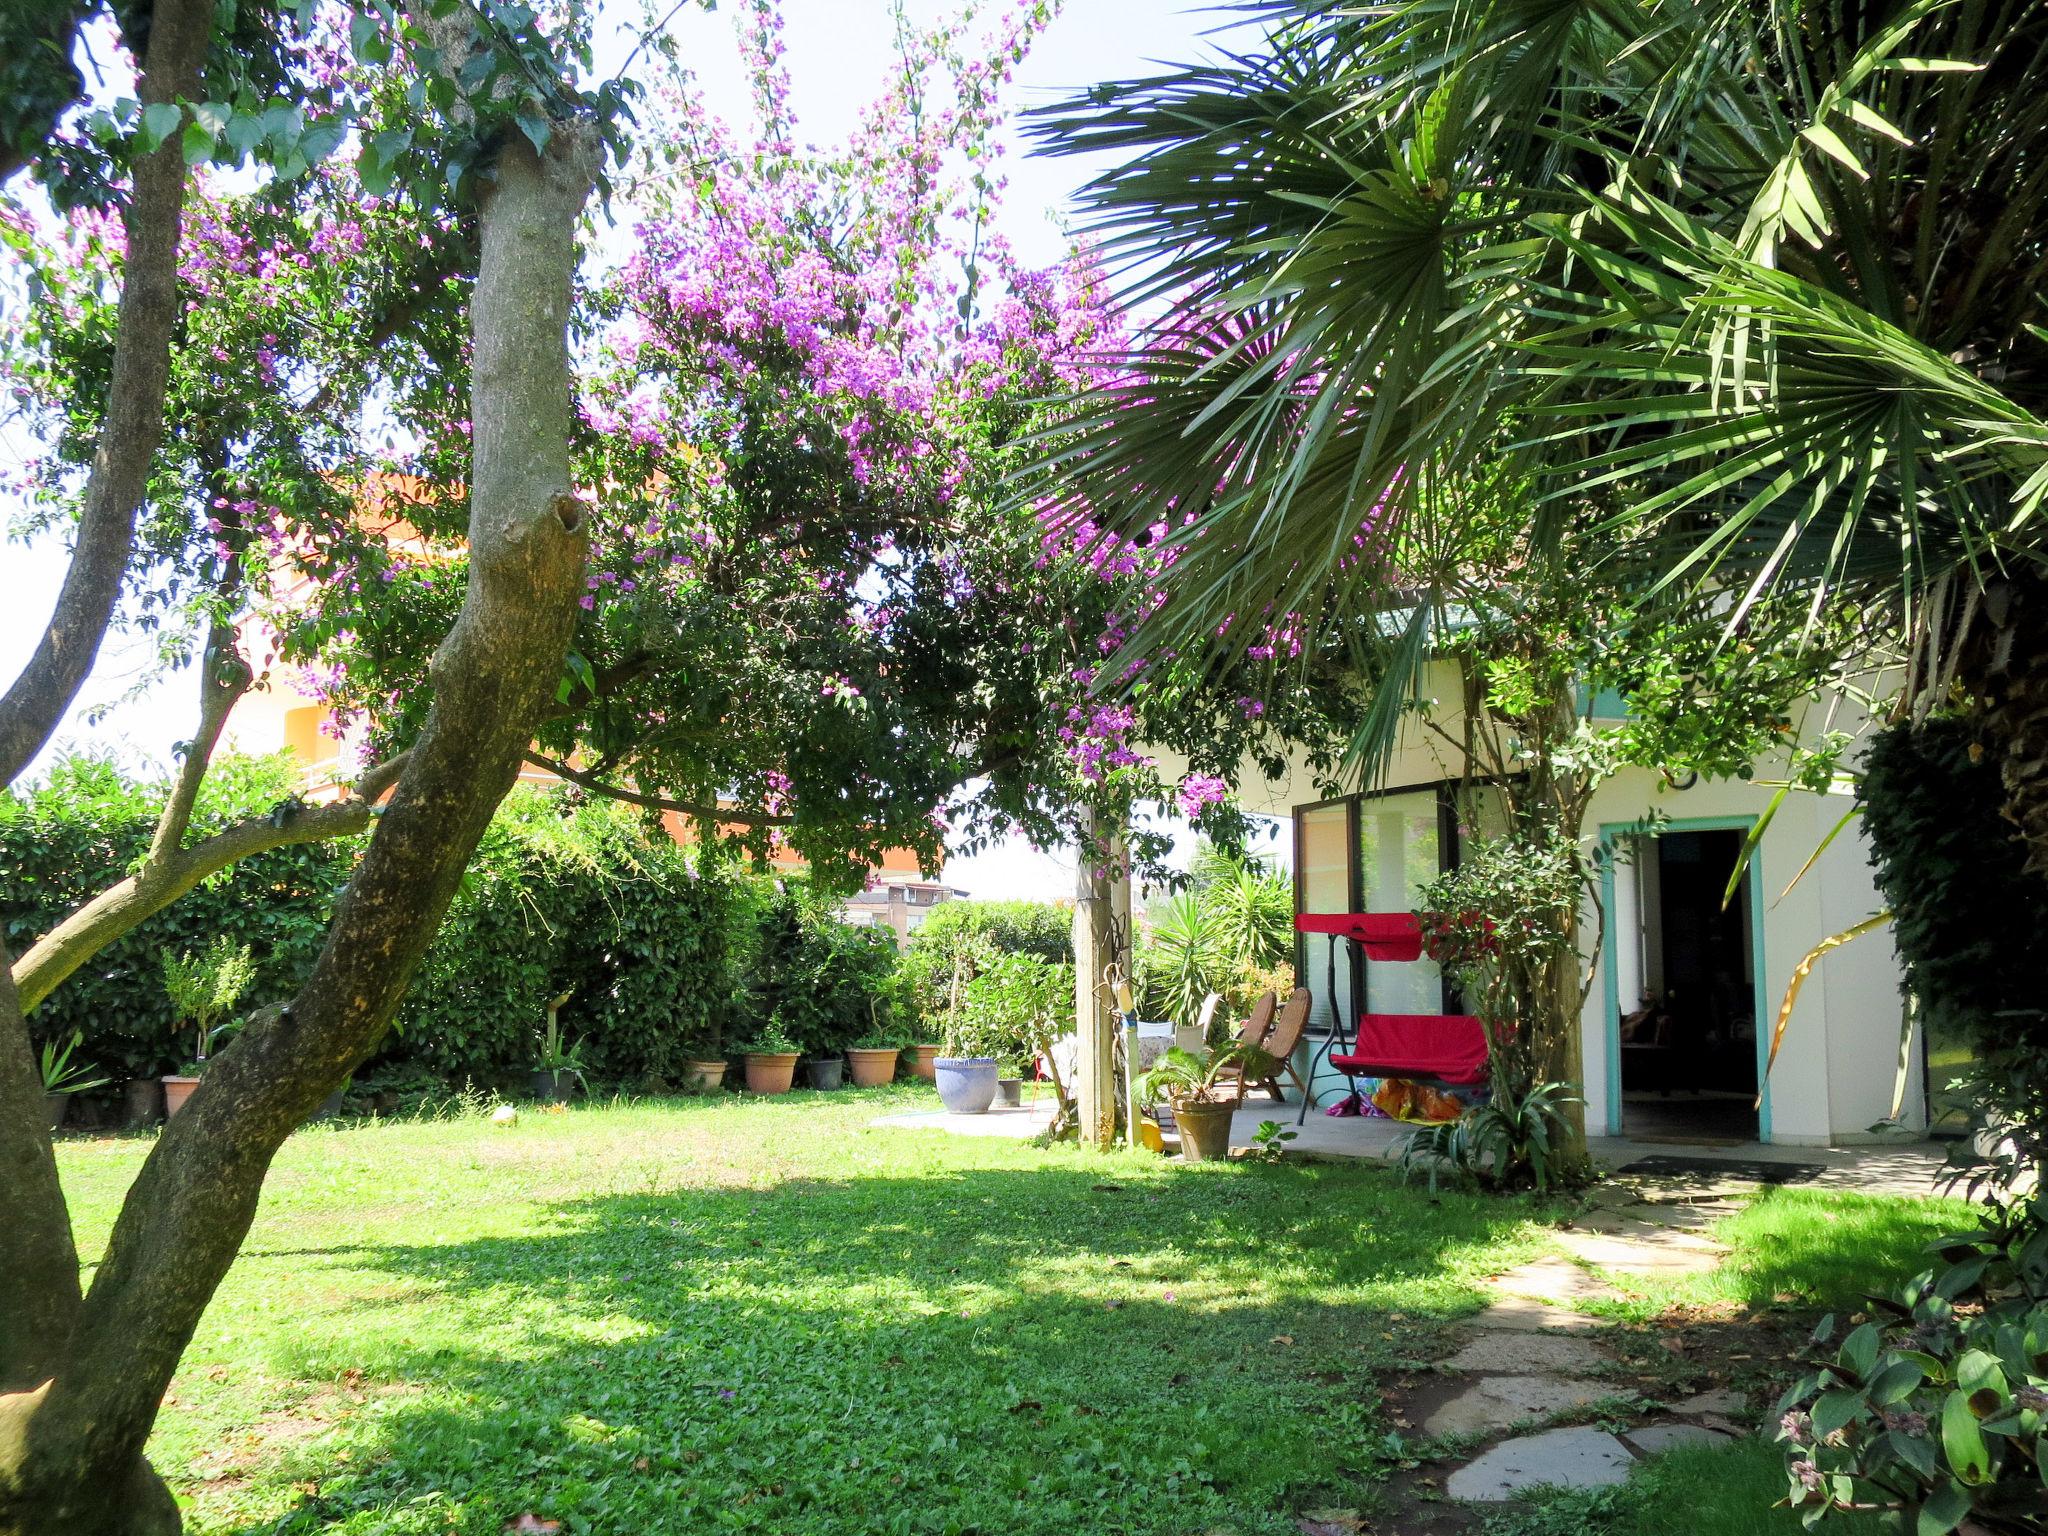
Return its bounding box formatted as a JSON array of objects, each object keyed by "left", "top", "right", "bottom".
[
  {"left": 805, "top": 1057, "right": 845, "bottom": 1091},
  {"left": 310, "top": 1088, "right": 345, "bottom": 1121},
  {"left": 530, "top": 1069, "right": 577, "bottom": 1103},
  {"left": 845, "top": 1048, "right": 899, "bottom": 1087},
  {"left": 910, "top": 1044, "right": 942, "bottom": 1081},
  {"left": 45, "top": 1093, "right": 71, "bottom": 1134},
  {"left": 124, "top": 1077, "right": 165, "bottom": 1129},
  {"left": 161, "top": 1075, "right": 201, "bottom": 1118},
  {"left": 933, "top": 1056, "right": 999, "bottom": 1114},
  {"left": 744, "top": 1052, "right": 800, "bottom": 1095},
  {"left": 996, "top": 1077, "right": 1022, "bottom": 1108},
  {"left": 683, "top": 1059, "right": 727, "bottom": 1091},
  {"left": 1173, "top": 1099, "right": 1237, "bottom": 1162}
]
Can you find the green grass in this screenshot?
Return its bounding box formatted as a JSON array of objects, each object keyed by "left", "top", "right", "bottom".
[
  {"left": 1482, "top": 1436, "right": 1882, "bottom": 1536},
  {"left": 56, "top": 1094, "right": 1963, "bottom": 1535},
  {"left": 1578, "top": 1185, "right": 1975, "bottom": 1321},
  {"left": 61, "top": 1088, "right": 1556, "bottom": 1536}
]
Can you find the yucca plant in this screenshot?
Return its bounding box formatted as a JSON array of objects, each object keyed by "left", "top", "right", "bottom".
[{"left": 1397, "top": 1079, "right": 1587, "bottom": 1194}]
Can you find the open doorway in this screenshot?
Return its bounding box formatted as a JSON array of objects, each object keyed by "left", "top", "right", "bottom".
[{"left": 1617, "top": 828, "right": 1760, "bottom": 1143}]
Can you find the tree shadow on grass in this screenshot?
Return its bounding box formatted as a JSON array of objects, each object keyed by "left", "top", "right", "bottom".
[{"left": 216, "top": 1159, "right": 1547, "bottom": 1536}]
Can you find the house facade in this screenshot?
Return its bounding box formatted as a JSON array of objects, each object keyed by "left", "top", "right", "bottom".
[{"left": 1223, "top": 660, "right": 1924, "bottom": 1149}]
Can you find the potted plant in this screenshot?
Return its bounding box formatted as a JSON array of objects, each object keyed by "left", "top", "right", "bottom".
[
  {"left": 682, "top": 1051, "right": 727, "bottom": 1092},
  {"left": 743, "top": 1020, "right": 801, "bottom": 1095},
  {"left": 846, "top": 1004, "right": 904, "bottom": 1088},
  {"left": 160, "top": 938, "right": 256, "bottom": 1118},
  {"left": 805, "top": 1052, "right": 844, "bottom": 1091},
  {"left": 933, "top": 1013, "right": 1000, "bottom": 1115},
  {"left": 532, "top": 990, "right": 585, "bottom": 1103},
  {"left": 40, "top": 1033, "right": 110, "bottom": 1133},
  {"left": 1136, "top": 1043, "right": 1273, "bottom": 1162}
]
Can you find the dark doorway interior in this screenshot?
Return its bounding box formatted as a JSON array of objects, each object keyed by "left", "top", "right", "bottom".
[{"left": 1619, "top": 829, "right": 1760, "bottom": 1143}]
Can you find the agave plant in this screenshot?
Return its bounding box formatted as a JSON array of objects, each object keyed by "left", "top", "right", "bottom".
[
  {"left": 1027, "top": 0, "right": 2048, "bottom": 863},
  {"left": 38, "top": 1033, "right": 110, "bottom": 1097}
]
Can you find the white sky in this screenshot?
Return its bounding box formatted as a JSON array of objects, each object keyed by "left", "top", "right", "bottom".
[{"left": 0, "top": 0, "right": 1283, "bottom": 902}]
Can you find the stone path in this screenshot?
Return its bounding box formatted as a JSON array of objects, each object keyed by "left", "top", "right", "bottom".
[{"left": 1424, "top": 1180, "right": 1749, "bottom": 1505}]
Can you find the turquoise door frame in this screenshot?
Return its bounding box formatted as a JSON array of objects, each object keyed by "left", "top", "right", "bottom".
[{"left": 1596, "top": 815, "right": 1773, "bottom": 1144}]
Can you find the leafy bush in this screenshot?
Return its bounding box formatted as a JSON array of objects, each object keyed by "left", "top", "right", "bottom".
[
  {"left": 746, "top": 888, "right": 902, "bottom": 1059},
  {"left": 1773, "top": 1194, "right": 2047, "bottom": 1535},
  {"left": 1135, "top": 846, "right": 1295, "bottom": 1031},
  {"left": 948, "top": 949, "right": 1073, "bottom": 1071},
  {"left": 0, "top": 754, "right": 355, "bottom": 1080},
  {"left": 1397, "top": 1079, "right": 1584, "bottom": 1193},
  {"left": 901, "top": 898, "right": 1071, "bottom": 1038},
  {"left": 1860, "top": 720, "right": 2048, "bottom": 1190}
]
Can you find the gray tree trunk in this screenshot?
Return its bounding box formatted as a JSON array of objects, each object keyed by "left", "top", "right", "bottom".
[{"left": 0, "top": 118, "right": 596, "bottom": 1536}]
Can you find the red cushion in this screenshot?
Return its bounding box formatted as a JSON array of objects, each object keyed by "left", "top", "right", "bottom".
[{"left": 1330, "top": 1012, "right": 1489, "bottom": 1087}]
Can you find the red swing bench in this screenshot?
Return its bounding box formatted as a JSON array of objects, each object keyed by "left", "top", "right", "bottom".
[{"left": 1294, "top": 912, "right": 1489, "bottom": 1124}]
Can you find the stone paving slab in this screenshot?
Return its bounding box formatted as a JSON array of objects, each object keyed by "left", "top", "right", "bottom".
[
  {"left": 1625, "top": 1423, "right": 1735, "bottom": 1456},
  {"left": 1445, "top": 1427, "right": 1636, "bottom": 1501},
  {"left": 1488, "top": 1258, "right": 1619, "bottom": 1302},
  {"left": 1672, "top": 1388, "right": 1748, "bottom": 1417},
  {"left": 1423, "top": 1375, "right": 1614, "bottom": 1437},
  {"left": 1551, "top": 1229, "right": 1724, "bottom": 1276},
  {"left": 1445, "top": 1331, "right": 1609, "bottom": 1375},
  {"left": 1470, "top": 1297, "right": 1603, "bottom": 1333}
]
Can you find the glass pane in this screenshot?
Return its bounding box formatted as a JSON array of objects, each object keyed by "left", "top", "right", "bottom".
[
  {"left": 1357, "top": 789, "right": 1444, "bottom": 1014},
  {"left": 1298, "top": 803, "right": 1349, "bottom": 1036}
]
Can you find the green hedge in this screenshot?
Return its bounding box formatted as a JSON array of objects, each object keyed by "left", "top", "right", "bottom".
[
  {"left": 1, "top": 755, "right": 355, "bottom": 1080},
  {"left": 5, "top": 759, "right": 901, "bottom": 1091}
]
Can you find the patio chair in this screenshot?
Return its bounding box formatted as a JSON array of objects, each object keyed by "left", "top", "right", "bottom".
[
  {"left": 1209, "top": 988, "right": 1308, "bottom": 1102},
  {"left": 1294, "top": 912, "right": 1489, "bottom": 1124}
]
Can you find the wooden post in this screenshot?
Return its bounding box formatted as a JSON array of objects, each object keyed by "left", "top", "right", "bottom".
[{"left": 1072, "top": 807, "right": 1128, "bottom": 1150}]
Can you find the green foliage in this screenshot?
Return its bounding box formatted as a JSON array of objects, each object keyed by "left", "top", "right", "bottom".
[
  {"left": 1773, "top": 1203, "right": 2048, "bottom": 1535},
  {"left": 0, "top": 753, "right": 352, "bottom": 1080},
  {"left": 744, "top": 888, "right": 903, "bottom": 1060},
  {"left": 1419, "top": 831, "right": 1584, "bottom": 1093},
  {"left": 38, "top": 1033, "right": 109, "bottom": 1097},
  {"left": 1859, "top": 721, "right": 2048, "bottom": 1192},
  {"left": 1397, "top": 1080, "right": 1585, "bottom": 1194},
  {"left": 1137, "top": 846, "right": 1296, "bottom": 1032},
  {"left": 1135, "top": 1043, "right": 1275, "bottom": 1109},
  {"left": 901, "top": 899, "right": 1072, "bottom": 1038},
  {"left": 946, "top": 950, "right": 1073, "bottom": 1072}
]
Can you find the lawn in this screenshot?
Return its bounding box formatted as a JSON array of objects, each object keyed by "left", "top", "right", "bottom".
[{"left": 54, "top": 1090, "right": 1963, "bottom": 1536}]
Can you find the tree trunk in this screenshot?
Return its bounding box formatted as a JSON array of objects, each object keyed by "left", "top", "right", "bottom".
[
  {"left": 1970, "top": 568, "right": 2048, "bottom": 874},
  {"left": 0, "top": 122, "right": 596, "bottom": 1536}
]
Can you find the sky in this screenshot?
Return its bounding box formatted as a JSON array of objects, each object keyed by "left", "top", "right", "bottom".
[{"left": 0, "top": 0, "right": 1285, "bottom": 901}]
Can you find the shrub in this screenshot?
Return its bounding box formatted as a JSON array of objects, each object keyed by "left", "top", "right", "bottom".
[
  {"left": 901, "top": 898, "right": 1071, "bottom": 1036},
  {"left": 949, "top": 950, "right": 1073, "bottom": 1072},
  {"left": 1773, "top": 1195, "right": 2047, "bottom": 1534},
  {"left": 0, "top": 754, "right": 355, "bottom": 1081},
  {"left": 746, "top": 888, "right": 901, "bottom": 1060}
]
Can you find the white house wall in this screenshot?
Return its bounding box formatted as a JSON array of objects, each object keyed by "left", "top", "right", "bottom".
[{"left": 1174, "top": 663, "right": 1921, "bottom": 1148}]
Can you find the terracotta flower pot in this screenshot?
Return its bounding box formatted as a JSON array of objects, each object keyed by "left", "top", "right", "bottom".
[
  {"left": 910, "top": 1044, "right": 942, "bottom": 1080},
  {"left": 1173, "top": 1099, "right": 1236, "bottom": 1162},
  {"left": 161, "top": 1075, "right": 201, "bottom": 1118},
  {"left": 744, "top": 1051, "right": 800, "bottom": 1095},
  {"left": 845, "top": 1047, "right": 899, "bottom": 1087},
  {"left": 684, "top": 1059, "right": 727, "bottom": 1091}
]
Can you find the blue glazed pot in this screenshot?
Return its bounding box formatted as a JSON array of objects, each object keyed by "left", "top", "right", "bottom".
[{"left": 933, "top": 1056, "right": 999, "bottom": 1114}]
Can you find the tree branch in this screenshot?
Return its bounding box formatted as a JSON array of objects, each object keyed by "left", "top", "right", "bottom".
[
  {"left": 143, "top": 621, "right": 252, "bottom": 869},
  {"left": 0, "top": 0, "right": 214, "bottom": 788},
  {"left": 522, "top": 751, "right": 793, "bottom": 826}
]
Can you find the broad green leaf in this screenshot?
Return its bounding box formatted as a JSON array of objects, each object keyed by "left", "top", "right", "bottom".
[{"left": 1940, "top": 1390, "right": 1992, "bottom": 1484}]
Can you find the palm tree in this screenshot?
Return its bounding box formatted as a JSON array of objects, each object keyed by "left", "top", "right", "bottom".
[{"left": 1027, "top": 0, "right": 2048, "bottom": 864}]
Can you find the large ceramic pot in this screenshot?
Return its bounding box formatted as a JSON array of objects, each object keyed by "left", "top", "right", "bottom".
[
  {"left": 806, "top": 1056, "right": 845, "bottom": 1091},
  {"left": 744, "top": 1051, "right": 800, "bottom": 1095},
  {"left": 933, "top": 1056, "right": 999, "bottom": 1114},
  {"left": 683, "top": 1059, "right": 728, "bottom": 1091},
  {"left": 161, "top": 1074, "right": 201, "bottom": 1118},
  {"left": 124, "top": 1076, "right": 165, "bottom": 1128},
  {"left": 530, "top": 1069, "right": 577, "bottom": 1103},
  {"left": 845, "top": 1048, "right": 899, "bottom": 1087},
  {"left": 1173, "top": 1099, "right": 1236, "bottom": 1162},
  {"left": 910, "top": 1044, "right": 942, "bottom": 1081}
]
